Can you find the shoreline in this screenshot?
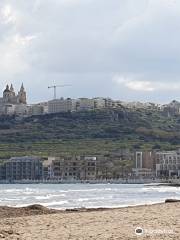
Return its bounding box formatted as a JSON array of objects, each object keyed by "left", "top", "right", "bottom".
[
  {"left": 1, "top": 180, "right": 179, "bottom": 187},
  {"left": 0, "top": 200, "right": 176, "bottom": 219},
  {"left": 0, "top": 179, "right": 168, "bottom": 184}
]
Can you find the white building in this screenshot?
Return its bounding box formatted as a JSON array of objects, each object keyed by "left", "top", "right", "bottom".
[
  {"left": 120, "top": 101, "right": 161, "bottom": 110},
  {"left": 93, "top": 98, "right": 106, "bottom": 109},
  {"left": 43, "top": 158, "right": 54, "bottom": 180},
  {"left": 48, "top": 98, "right": 73, "bottom": 113},
  {"left": 113, "top": 100, "right": 123, "bottom": 108},
  {"left": 156, "top": 150, "right": 180, "bottom": 177},
  {"left": 75, "top": 98, "right": 94, "bottom": 111},
  {"left": 39, "top": 102, "right": 48, "bottom": 114},
  {"left": 104, "top": 98, "right": 114, "bottom": 108},
  {"left": 2, "top": 103, "right": 15, "bottom": 115},
  {"left": 29, "top": 104, "right": 44, "bottom": 116},
  {"left": 15, "top": 104, "right": 28, "bottom": 115}
]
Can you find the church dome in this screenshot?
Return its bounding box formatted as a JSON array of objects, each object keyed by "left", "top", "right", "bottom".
[
  {"left": 3, "top": 85, "right": 11, "bottom": 93},
  {"left": 3, "top": 89, "right": 11, "bottom": 93}
]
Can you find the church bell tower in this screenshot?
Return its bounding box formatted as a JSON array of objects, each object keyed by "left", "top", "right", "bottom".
[{"left": 18, "top": 83, "right": 27, "bottom": 104}]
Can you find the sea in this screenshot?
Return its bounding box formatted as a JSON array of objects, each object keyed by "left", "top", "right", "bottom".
[{"left": 0, "top": 184, "right": 179, "bottom": 210}]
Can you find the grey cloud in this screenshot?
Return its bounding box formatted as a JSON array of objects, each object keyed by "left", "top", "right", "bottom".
[{"left": 0, "top": 0, "right": 179, "bottom": 103}]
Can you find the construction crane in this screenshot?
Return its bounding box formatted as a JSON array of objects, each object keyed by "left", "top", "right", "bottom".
[{"left": 48, "top": 84, "right": 71, "bottom": 99}]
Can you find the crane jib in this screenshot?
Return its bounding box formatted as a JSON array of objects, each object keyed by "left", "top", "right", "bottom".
[{"left": 48, "top": 84, "right": 72, "bottom": 99}]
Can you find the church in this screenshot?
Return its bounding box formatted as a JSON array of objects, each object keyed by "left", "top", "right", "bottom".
[{"left": 0, "top": 84, "right": 27, "bottom": 115}]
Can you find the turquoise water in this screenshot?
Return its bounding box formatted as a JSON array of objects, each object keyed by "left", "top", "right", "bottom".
[{"left": 0, "top": 184, "right": 179, "bottom": 209}]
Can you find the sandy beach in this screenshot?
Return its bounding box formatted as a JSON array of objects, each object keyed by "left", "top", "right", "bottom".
[{"left": 0, "top": 202, "right": 179, "bottom": 240}]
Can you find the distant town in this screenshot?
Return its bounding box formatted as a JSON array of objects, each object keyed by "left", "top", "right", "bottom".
[
  {"left": 0, "top": 84, "right": 180, "bottom": 183},
  {"left": 0, "top": 83, "right": 180, "bottom": 116},
  {"left": 0, "top": 149, "right": 180, "bottom": 183}
]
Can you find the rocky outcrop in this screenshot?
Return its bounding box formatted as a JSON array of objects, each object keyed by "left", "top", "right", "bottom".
[{"left": 165, "top": 199, "right": 180, "bottom": 203}]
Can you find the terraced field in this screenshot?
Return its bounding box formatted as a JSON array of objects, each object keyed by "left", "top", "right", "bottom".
[{"left": 0, "top": 108, "right": 179, "bottom": 158}]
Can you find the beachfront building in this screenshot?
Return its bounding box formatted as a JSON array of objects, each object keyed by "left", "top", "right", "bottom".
[
  {"left": 43, "top": 156, "right": 97, "bottom": 180},
  {"left": 42, "top": 158, "right": 54, "bottom": 180},
  {"left": 132, "top": 151, "right": 155, "bottom": 178},
  {"left": 81, "top": 156, "right": 97, "bottom": 180},
  {"left": 156, "top": 150, "right": 180, "bottom": 177},
  {"left": 4, "top": 156, "right": 43, "bottom": 181},
  {"left": 51, "top": 157, "right": 68, "bottom": 180},
  {"left": 0, "top": 162, "right": 6, "bottom": 180}
]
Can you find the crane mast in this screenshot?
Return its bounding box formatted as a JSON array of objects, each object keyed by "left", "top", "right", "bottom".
[{"left": 48, "top": 84, "right": 71, "bottom": 99}]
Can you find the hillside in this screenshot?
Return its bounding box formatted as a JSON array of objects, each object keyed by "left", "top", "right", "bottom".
[{"left": 0, "top": 108, "right": 180, "bottom": 158}]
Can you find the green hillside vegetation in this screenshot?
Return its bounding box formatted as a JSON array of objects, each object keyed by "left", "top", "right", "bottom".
[{"left": 0, "top": 108, "right": 179, "bottom": 158}]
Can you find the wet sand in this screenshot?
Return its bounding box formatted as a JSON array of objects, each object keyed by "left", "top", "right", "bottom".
[{"left": 0, "top": 202, "right": 179, "bottom": 239}]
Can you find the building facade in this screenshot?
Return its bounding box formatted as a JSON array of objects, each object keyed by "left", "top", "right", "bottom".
[
  {"left": 156, "top": 150, "right": 180, "bottom": 177},
  {"left": 48, "top": 98, "right": 73, "bottom": 113},
  {"left": 132, "top": 151, "right": 155, "bottom": 178},
  {"left": 75, "top": 98, "right": 94, "bottom": 111},
  {"left": 45, "top": 156, "right": 97, "bottom": 180},
  {"left": 93, "top": 98, "right": 106, "bottom": 109},
  {"left": 4, "top": 156, "right": 43, "bottom": 181}
]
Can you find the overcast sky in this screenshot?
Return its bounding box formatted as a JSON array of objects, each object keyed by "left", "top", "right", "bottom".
[{"left": 0, "top": 0, "right": 179, "bottom": 103}]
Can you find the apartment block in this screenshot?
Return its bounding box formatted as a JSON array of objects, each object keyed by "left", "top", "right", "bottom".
[
  {"left": 132, "top": 151, "right": 155, "bottom": 178},
  {"left": 93, "top": 98, "right": 106, "bottom": 109},
  {"left": 43, "top": 157, "right": 54, "bottom": 180},
  {"left": 5, "top": 156, "right": 43, "bottom": 181},
  {"left": 48, "top": 98, "right": 73, "bottom": 113},
  {"left": 44, "top": 156, "right": 97, "bottom": 180},
  {"left": 75, "top": 98, "right": 94, "bottom": 111},
  {"left": 156, "top": 150, "right": 180, "bottom": 177},
  {"left": 29, "top": 104, "right": 44, "bottom": 116},
  {"left": 104, "top": 98, "right": 114, "bottom": 108},
  {"left": 0, "top": 163, "right": 6, "bottom": 180}
]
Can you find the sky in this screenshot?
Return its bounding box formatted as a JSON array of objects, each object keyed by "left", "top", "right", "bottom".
[{"left": 0, "top": 0, "right": 179, "bottom": 103}]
